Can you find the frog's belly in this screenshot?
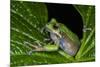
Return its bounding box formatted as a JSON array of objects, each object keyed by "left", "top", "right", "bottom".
[
  {"left": 59, "top": 38, "right": 79, "bottom": 56},
  {"left": 50, "top": 33, "right": 60, "bottom": 44},
  {"left": 50, "top": 32, "right": 79, "bottom": 56}
]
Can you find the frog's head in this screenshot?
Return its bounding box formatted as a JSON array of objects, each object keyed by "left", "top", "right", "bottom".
[{"left": 46, "top": 18, "right": 61, "bottom": 38}]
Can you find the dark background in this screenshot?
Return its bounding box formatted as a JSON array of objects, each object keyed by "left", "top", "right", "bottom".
[{"left": 45, "top": 3, "right": 83, "bottom": 39}]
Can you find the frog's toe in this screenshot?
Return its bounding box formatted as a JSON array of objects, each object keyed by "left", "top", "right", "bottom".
[{"left": 27, "top": 50, "right": 34, "bottom": 55}]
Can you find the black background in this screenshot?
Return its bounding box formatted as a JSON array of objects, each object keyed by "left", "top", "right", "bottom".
[{"left": 45, "top": 3, "right": 83, "bottom": 39}]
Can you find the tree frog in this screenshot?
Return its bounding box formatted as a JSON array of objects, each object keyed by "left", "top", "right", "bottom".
[
  {"left": 29, "top": 18, "right": 80, "bottom": 56},
  {"left": 45, "top": 18, "right": 80, "bottom": 56}
]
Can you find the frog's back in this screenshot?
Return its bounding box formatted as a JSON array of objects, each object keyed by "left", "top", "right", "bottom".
[
  {"left": 60, "top": 32, "right": 80, "bottom": 56},
  {"left": 59, "top": 23, "right": 80, "bottom": 46}
]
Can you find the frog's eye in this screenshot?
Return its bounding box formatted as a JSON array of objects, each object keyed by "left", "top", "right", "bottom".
[{"left": 53, "top": 24, "right": 59, "bottom": 29}]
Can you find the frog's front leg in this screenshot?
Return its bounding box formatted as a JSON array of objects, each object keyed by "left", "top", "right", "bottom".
[{"left": 28, "top": 43, "right": 59, "bottom": 55}]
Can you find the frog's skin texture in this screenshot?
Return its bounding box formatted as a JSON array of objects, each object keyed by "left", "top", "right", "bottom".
[{"left": 46, "top": 18, "right": 80, "bottom": 56}]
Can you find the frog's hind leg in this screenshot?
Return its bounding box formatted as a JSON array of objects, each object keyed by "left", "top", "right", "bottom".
[
  {"left": 58, "top": 50, "right": 75, "bottom": 61},
  {"left": 28, "top": 43, "right": 59, "bottom": 55},
  {"left": 28, "top": 46, "right": 46, "bottom": 55}
]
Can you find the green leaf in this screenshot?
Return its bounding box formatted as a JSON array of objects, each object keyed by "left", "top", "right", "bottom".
[
  {"left": 11, "top": 1, "right": 48, "bottom": 54},
  {"left": 11, "top": 1, "right": 95, "bottom": 66},
  {"left": 11, "top": 1, "right": 73, "bottom": 66},
  {"left": 74, "top": 5, "right": 95, "bottom": 61}
]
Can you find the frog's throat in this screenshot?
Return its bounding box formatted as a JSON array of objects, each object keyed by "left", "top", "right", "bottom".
[{"left": 47, "top": 28, "right": 61, "bottom": 38}]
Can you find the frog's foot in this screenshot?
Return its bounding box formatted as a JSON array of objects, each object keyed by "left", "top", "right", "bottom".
[
  {"left": 44, "top": 38, "right": 54, "bottom": 44},
  {"left": 44, "top": 38, "right": 51, "bottom": 42},
  {"left": 83, "top": 26, "right": 92, "bottom": 32},
  {"left": 28, "top": 50, "right": 35, "bottom": 55}
]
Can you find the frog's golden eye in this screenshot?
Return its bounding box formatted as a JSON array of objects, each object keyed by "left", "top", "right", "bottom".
[{"left": 53, "top": 23, "right": 59, "bottom": 30}]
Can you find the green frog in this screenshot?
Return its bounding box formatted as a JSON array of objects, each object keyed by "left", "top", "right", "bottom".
[{"left": 29, "top": 18, "right": 80, "bottom": 56}]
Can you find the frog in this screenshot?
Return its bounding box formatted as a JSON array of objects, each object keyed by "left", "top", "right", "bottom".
[{"left": 28, "top": 18, "right": 80, "bottom": 56}]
